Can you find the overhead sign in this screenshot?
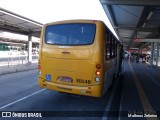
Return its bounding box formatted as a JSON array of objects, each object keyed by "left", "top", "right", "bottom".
[
  {"left": 134, "top": 38, "right": 160, "bottom": 43},
  {"left": 134, "top": 38, "right": 141, "bottom": 42}
]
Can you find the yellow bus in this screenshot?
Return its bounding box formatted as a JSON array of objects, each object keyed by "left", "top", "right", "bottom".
[{"left": 38, "top": 20, "right": 122, "bottom": 97}]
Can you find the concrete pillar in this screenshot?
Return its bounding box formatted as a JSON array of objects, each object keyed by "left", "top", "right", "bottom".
[
  {"left": 28, "top": 35, "right": 32, "bottom": 63},
  {"left": 150, "top": 42, "right": 154, "bottom": 66}
]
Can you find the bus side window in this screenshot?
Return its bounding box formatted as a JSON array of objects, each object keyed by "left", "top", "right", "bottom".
[
  {"left": 115, "top": 40, "right": 117, "bottom": 57},
  {"left": 112, "top": 37, "right": 115, "bottom": 58},
  {"left": 109, "top": 34, "right": 112, "bottom": 59},
  {"left": 105, "top": 31, "right": 111, "bottom": 60}
]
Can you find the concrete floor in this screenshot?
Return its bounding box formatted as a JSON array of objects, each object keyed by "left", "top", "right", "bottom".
[{"left": 0, "top": 61, "right": 159, "bottom": 120}]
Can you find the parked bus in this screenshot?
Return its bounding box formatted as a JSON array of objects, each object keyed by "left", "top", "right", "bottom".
[{"left": 38, "top": 20, "right": 122, "bottom": 97}]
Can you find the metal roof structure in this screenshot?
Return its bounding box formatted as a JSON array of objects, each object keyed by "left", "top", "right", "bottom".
[
  {"left": 1, "top": 2, "right": 160, "bottom": 50},
  {"left": 100, "top": 0, "right": 160, "bottom": 50},
  {"left": 0, "top": 36, "right": 39, "bottom": 47},
  {"left": 0, "top": 7, "right": 43, "bottom": 38}
]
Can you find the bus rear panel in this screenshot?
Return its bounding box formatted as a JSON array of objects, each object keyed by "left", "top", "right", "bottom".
[{"left": 38, "top": 20, "right": 105, "bottom": 97}]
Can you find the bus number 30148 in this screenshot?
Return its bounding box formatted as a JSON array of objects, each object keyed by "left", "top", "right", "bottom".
[{"left": 76, "top": 79, "right": 91, "bottom": 84}]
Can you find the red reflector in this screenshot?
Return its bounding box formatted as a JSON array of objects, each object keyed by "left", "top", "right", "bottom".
[
  {"left": 38, "top": 65, "right": 41, "bottom": 70},
  {"left": 96, "top": 64, "right": 101, "bottom": 69},
  {"left": 95, "top": 71, "right": 101, "bottom": 76},
  {"left": 93, "top": 20, "right": 97, "bottom": 23}
]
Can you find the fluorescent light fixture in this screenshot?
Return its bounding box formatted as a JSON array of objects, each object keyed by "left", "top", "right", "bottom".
[
  {"left": 101, "top": 4, "right": 119, "bottom": 40},
  {"left": 142, "top": 23, "right": 146, "bottom": 28},
  {"left": 147, "top": 11, "right": 153, "bottom": 20}
]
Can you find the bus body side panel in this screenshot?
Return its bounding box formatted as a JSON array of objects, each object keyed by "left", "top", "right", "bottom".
[
  {"left": 102, "top": 27, "right": 118, "bottom": 95},
  {"left": 103, "top": 58, "right": 117, "bottom": 95}
]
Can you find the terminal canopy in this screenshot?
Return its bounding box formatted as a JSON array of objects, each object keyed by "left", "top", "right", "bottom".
[
  {"left": 100, "top": 0, "right": 160, "bottom": 50},
  {"left": 0, "top": 7, "right": 43, "bottom": 38}
]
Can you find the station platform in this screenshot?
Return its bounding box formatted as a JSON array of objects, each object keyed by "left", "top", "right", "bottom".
[
  {"left": 0, "top": 62, "right": 38, "bottom": 75},
  {"left": 116, "top": 61, "right": 160, "bottom": 118}
]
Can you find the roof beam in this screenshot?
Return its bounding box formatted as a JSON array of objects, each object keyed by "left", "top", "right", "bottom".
[
  {"left": 114, "top": 26, "right": 158, "bottom": 32},
  {"left": 100, "top": 0, "right": 160, "bottom": 6},
  {"left": 103, "top": 5, "right": 117, "bottom": 26},
  {"left": 0, "top": 26, "right": 28, "bottom": 35},
  {"left": 0, "top": 37, "right": 39, "bottom": 43},
  {"left": 0, "top": 7, "right": 43, "bottom": 26},
  {"left": 127, "top": 6, "right": 150, "bottom": 49},
  {"left": 119, "top": 37, "right": 132, "bottom": 39},
  {"left": 102, "top": 4, "right": 121, "bottom": 40}
]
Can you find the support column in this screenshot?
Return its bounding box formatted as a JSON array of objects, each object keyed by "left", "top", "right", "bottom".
[
  {"left": 150, "top": 42, "right": 154, "bottom": 66},
  {"left": 139, "top": 47, "right": 143, "bottom": 54},
  {"left": 156, "top": 43, "right": 159, "bottom": 66},
  {"left": 28, "top": 35, "right": 32, "bottom": 63}
]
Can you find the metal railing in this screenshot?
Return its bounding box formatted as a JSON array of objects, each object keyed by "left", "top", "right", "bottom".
[{"left": 0, "top": 52, "right": 38, "bottom": 67}]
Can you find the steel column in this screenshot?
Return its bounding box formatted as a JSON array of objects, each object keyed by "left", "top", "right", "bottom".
[
  {"left": 28, "top": 35, "right": 32, "bottom": 63},
  {"left": 150, "top": 42, "right": 154, "bottom": 66}
]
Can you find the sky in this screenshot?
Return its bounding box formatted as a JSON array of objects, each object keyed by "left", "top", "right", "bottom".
[{"left": 0, "top": 0, "right": 118, "bottom": 39}]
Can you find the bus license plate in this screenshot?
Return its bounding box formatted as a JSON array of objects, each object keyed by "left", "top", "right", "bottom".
[{"left": 59, "top": 77, "right": 72, "bottom": 82}]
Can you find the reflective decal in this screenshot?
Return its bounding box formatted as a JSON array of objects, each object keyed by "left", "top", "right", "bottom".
[{"left": 46, "top": 74, "right": 51, "bottom": 81}]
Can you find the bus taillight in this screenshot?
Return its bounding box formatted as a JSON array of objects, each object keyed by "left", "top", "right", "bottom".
[
  {"left": 38, "top": 65, "right": 41, "bottom": 70},
  {"left": 96, "top": 64, "right": 101, "bottom": 69},
  {"left": 95, "top": 70, "right": 101, "bottom": 76}
]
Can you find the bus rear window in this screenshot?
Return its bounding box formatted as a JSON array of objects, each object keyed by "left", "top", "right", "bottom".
[{"left": 45, "top": 23, "right": 96, "bottom": 45}]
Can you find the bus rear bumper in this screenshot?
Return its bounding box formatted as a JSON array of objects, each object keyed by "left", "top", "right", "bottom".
[{"left": 38, "top": 78, "right": 103, "bottom": 97}]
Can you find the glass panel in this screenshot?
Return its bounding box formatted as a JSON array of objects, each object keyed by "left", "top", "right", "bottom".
[{"left": 45, "top": 23, "right": 96, "bottom": 46}]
